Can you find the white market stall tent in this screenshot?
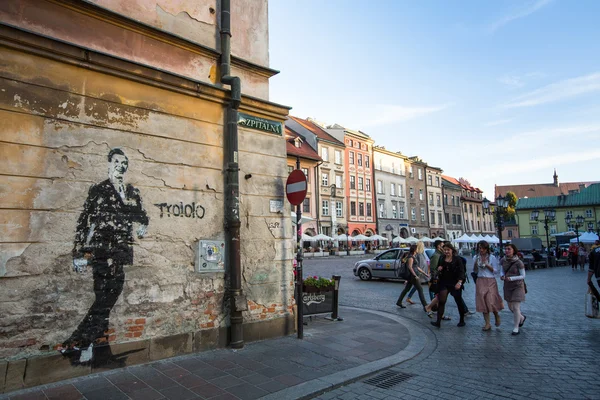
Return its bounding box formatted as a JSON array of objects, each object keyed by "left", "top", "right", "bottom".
[
  {"left": 291, "top": 211, "right": 314, "bottom": 225},
  {"left": 569, "top": 232, "right": 599, "bottom": 244},
  {"left": 351, "top": 234, "right": 370, "bottom": 241},
  {"left": 454, "top": 233, "right": 478, "bottom": 243},
  {"left": 309, "top": 233, "right": 333, "bottom": 241},
  {"left": 333, "top": 234, "right": 350, "bottom": 242},
  {"left": 484, "top": 234, "right": 500, "bottom": 244},
  {"left": 301, "top": 233, "right": 314, "bottom": 241},
  {"left": 368, "top": 234, "right": 389, "bottom": 242}
]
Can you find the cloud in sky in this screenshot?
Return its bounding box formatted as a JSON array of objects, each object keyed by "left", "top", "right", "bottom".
[
  {"left": 464, "top": 123, "right": 600, "bottom": 193},
  {"left": 484, "top": 119, "right": 513, "bottom": 127},
  {"left": 481, "top": 148, "right": 600, "bottom": 177},
  {"left": 489, "top": 0, "right": 552, "bottom": 33},
  {"left": 498, "top": 72, "right": 547, "bottom": 89},
  {"left": 498, "top": 75, "right": 525, "bottom": 88},
  {"left": 503, "top": 72, "right": 600, "bottom": 108},
  {"left": 361, "top": 103, "right": 451, "bottom": 127},
  {"left": 488, "top": 124, "right": 600, "bottom": 153}
]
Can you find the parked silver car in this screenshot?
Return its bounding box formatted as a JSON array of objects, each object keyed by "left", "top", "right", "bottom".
[{"left": 353, "top": 248, "right": 409, "bottom": 281}]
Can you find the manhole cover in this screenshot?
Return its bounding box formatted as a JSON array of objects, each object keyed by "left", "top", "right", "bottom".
[{"left": 363, "top": 370, "right": 415, "bottom": 389}]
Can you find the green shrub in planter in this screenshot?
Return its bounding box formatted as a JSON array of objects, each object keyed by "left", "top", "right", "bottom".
[{"left": 302, "top": 276, "right": 334, "bottom": 292}]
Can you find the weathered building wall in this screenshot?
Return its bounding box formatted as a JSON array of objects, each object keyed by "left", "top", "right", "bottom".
[
  {"left": 0, "top": 1, "right": 291, "bottom": 389},
  {"left": 88, "top": 0, "right": 270, "bottom": 68},
  {"left": 0, "top": 0, "right": 275, "bottom": 100}
]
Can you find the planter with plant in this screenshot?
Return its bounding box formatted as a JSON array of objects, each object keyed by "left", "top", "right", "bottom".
[
  {"left": 301, "top": 275, "right": 337, "bottom": 316},
  {"left": 302, "top": 276, "right": 335, "bottom": 293}
]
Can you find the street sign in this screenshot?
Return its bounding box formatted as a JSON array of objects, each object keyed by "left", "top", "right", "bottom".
[{"left": 286, "top": 169, "right": 307, "bottom": 206}]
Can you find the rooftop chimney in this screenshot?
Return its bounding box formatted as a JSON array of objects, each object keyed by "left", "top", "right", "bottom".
[{"left": 553, "top": 169, "right": 559, "bottom": 187}]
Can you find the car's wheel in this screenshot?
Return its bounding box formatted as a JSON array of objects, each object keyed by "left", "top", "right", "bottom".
[{"left": 358, "top": 267, "right": 372, "bottom": 281}]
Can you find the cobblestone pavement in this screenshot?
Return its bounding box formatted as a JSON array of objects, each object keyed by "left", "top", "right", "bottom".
[
  {"left": 3, "top": 256, "right": 598, "bottom": 400},
  {"left": 1, "top": 308, "right": 418, "bottom": 400},
  {"left": 307, "top": 257, "right": 600, "bottom": 400}
]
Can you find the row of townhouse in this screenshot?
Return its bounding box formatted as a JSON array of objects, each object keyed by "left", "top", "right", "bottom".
[{"left": 285, "top": 116, "right": 496, "bottom": 242}]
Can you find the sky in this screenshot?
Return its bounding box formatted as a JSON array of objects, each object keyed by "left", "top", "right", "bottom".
[{"left": 267, "top": 0, "right": 600, "bottom": 199}]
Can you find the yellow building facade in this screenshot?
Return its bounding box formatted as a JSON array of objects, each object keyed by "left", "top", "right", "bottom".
[{"left": 0, "top": 0, "right": 292, "bottom": 391}]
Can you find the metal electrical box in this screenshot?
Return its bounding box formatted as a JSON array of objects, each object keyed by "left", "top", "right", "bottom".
[{"left": 196, "top": 240, "right": 225, "bottom": 273}]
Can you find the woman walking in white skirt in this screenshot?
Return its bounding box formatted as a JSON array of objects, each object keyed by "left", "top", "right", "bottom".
[{"left": 474, "top": 240, "right": 504, "bottom": 331}]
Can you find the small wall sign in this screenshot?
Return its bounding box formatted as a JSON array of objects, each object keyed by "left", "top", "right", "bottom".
[
  {"left": 270, "top": 199, "right": 284, "bottom": 213},
  {"left": 238, "top": 112, "right": 282, "bottom": 135}
]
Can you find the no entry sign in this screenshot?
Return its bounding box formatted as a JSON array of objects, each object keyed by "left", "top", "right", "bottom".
[{"left": 286, "top": 169, "right": 307, "bottom": 206}]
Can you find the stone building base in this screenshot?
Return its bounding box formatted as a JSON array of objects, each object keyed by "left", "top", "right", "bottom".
[{"left": 1, "top": 316, "right": 294, "bottom": 393}]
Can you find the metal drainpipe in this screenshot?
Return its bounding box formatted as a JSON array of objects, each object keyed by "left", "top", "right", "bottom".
[
  {"left": 314, "top": 160, "right": 323, "bottom": 233},
  {"left": 220, "top": 0, "right": 244, "bottom": 349}
]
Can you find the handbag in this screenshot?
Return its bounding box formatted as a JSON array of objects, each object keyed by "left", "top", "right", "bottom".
[
  {"left": 585, "top": 288, "right": 600, "bottom": 318},
  {"left": 428, "top": 279, "right": 439, "bottom": 294},
  {"left": 506, "top": 260, "right": 527, "bottom": 293},
  {"left": 470, "top": 271, "right": 478, "bottom": 284},
  {"left": 397, "top": 256, "right": 412, "bottom": 280}
]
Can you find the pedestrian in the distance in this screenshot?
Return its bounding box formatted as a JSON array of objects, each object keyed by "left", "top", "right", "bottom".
[
  {"left": 396, "top": 244, "right": 429, "bottom": 312},
  {"left": 431, "top": 243, "right": 467, "bottom": 328},
  {"left": 568, "top": 243, "right": 578, "bottom": 270},
  {"left": 473, "top": 240, "right": 503, "bottom": 331},
  {"left": 500, "top": 244, "right": 527, "bottom": 335},
  {"left": 578, "top": 244, "right": 587, "bottom": 271}
]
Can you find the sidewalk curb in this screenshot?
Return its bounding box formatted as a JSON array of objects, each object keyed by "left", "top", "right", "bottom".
[{"left": 260, "top": 306, "right": 434, "bottom": 400}]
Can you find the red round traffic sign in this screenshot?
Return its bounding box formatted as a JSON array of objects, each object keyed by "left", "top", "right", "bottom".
[{"left": 286, "top": 169, "right": 307, "bottom": 206}]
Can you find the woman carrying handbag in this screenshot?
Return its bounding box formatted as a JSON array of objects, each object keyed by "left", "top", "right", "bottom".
[
  {"left": 396, "top": 244, "right": 429, "bottom": 312},
  {"left": 406, "top": 241, "right": 430, "bottom": 305},
  {"left": 500, "top": 244, "right": 527, "bottom": 335},
  {"left": 430, "top": 243, "right": 467, "bottom": 328}
]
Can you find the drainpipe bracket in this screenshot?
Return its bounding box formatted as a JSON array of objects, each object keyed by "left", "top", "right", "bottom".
[{"left": 234, "top": 294, "right": 248, "bottom": 311}]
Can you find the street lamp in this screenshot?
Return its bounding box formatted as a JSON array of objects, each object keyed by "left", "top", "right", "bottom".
[
  {"left": 533, "top": 209, "right": 556, "bottom": 251},
  {"left": 339, "top": 223, "right": 350, "bottom": 256},
  {"left": 482, "top": 195, "right": 508, "bottom": 253},
  {"left": 330, "top": 184, "right": 337, "bottom": 241},
  {"left": 565, "top": 215, "right": 585, "bottom": 245}
]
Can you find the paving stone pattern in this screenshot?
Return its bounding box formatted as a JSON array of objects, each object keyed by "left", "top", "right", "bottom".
[
  {"left": 2, "top": 311, "right": 409, "bottom": 400},
  {"left": 4, "top": 262, "right": 599, "bottom": 400},
  {"left": 313, "top": 265, "right": 600, "bottom": 400}
]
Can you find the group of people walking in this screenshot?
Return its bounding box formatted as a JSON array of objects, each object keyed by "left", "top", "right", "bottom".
[
  {"left": 567, "top": 243, "right": 588, "bottom": 271},
  {"left": 396, "top": 239, "right": 528, "bottom": 335}
]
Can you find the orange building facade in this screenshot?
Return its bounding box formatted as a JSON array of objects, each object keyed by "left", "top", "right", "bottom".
[{"left": 327, "top": 125, "right": 376, "bottom": 236}]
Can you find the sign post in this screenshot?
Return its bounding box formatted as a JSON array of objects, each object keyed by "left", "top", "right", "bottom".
[{"left": 286, "top": 161, "right": 307, "bottom": 339}]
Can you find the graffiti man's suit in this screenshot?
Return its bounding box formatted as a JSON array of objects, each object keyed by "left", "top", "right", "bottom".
[{"left": 64, "top": 178, "right": 148, "bottom": 350}]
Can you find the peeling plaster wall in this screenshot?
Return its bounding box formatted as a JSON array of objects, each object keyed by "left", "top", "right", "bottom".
[
  {"left": 0, "top": 42, "right": 292, "bottom": 364},
  {"left": 85, "top": 0, "right": 269, "bottom": 66},
  {"left": 87, "top": 0, "right": 269, "bottom": 67},
  {"left": 0, "top": 0, "right": 271, "bottom": 99}
]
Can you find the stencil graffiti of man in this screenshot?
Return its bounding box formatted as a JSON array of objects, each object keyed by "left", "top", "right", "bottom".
[{"left": 61, "top": 148, "right": 149, "bottom": 364}]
